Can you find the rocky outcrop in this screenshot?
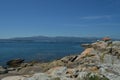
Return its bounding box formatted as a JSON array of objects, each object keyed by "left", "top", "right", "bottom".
[
  {"left": 7, "top": 59, "right": 24, "bottom": 67},
  {"left": 1, "top": 40, "right": 120, "bottom": 80},
  {"left": 1, "top": 67, "right": 109, "bottom": 80}
]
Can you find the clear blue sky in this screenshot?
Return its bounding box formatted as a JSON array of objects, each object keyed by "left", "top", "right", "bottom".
[{"left": 0, "top": 0, "right": 120, "bottom": 38}]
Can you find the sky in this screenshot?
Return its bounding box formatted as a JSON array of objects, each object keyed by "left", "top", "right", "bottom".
[{"left": 0, "top": 0, "right": 120, "bottom": 39}]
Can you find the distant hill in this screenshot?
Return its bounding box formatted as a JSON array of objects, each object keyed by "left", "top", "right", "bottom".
[{"left": 0, "top": 36, "right": 118, "bottom": 42}]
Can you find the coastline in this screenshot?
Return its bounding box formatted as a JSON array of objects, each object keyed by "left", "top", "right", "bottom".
[
  {"left": 0, "top": 41, "right": 86, "bottom": 66},
  {"left": 1, "top": 39, "right": 120, "bottom": 80}
]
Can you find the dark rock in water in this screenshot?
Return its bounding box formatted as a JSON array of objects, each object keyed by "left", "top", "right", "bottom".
[{"left": 7, "top": 59, "right": 24, "bottom": 67}]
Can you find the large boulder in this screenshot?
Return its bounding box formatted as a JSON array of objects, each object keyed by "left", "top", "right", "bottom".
[
  {"left": 92, "top": 41, "right": 108, "bottom": 50},
  {"left": 76, "top": 48, "right": 97, "bottom": 60},
  {"left": 7, "top": 59, "right": 24, "bottom": 67}
]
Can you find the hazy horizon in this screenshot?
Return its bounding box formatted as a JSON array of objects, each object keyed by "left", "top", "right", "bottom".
[
  {"left": 0, "top": 35, "right": 119, "bottom": 40},
  {"left": 0, "top": 0, "right": 120, "bottom": 38}
]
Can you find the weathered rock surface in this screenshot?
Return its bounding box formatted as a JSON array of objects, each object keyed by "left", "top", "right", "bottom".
[
  {"left": 1, "top": 76, "right": 27, "bottom": 80},
  {"left": 0, "top": 66, "right": 8, "bottom": 74},
  {"left": 27, "top": 73, "right": 51, "bottom": 80}
]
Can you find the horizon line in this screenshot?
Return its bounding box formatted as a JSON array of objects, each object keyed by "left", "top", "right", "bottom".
[{"left": 0, "top": 35, "right": 116, "bottom": 40}]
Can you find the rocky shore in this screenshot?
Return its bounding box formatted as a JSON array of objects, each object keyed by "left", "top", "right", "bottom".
[{"left": 1, "top": 39, "right": 120, "bottom": 80}]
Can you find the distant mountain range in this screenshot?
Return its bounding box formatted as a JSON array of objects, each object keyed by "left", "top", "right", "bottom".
[{"left": 0, "top": 36, "right": 119, "bottom": 42}]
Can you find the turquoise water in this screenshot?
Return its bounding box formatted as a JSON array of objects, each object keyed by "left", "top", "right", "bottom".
[{"left": 0, "top": 42, "right": 88, "bottom": 66}]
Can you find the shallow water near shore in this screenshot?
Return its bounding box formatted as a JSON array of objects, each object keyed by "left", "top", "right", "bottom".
[{"left": 0, "top": 42, "right": 91, "bottom": 66}]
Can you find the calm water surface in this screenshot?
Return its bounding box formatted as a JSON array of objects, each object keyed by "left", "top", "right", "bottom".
[{"left": 0, "top": 42, "right": 90, "bottom": 66}]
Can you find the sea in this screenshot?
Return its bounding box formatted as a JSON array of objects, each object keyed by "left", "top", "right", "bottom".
[{"left": 0, "top": 42, "right": 91, "bottom": 66}]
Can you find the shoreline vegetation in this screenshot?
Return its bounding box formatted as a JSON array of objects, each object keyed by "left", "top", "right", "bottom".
[{"left": 1, "top": 37, "right": 120, "bottom": 80}]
